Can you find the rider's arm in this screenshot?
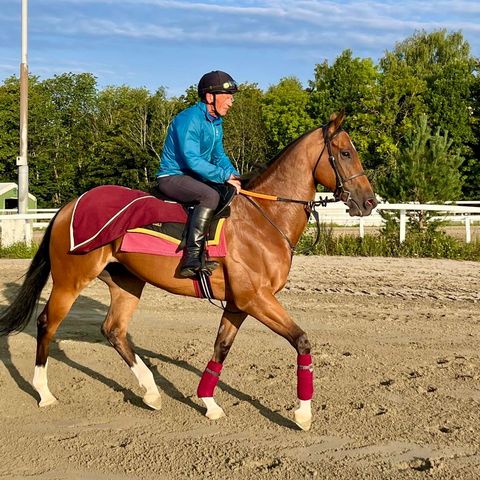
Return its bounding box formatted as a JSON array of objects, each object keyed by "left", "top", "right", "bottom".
[
  {"left": 211, "top": 127, "right": 240, "bottom": 179},
  {"left": 177, "top": 119, "right": 232, "bottom": 183}
]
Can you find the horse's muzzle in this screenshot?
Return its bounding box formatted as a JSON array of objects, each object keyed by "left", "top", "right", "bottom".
[
  {"left": 347, "top": 196, "right": 378, "bottom": 217},
  {"left": 364, "top": 197, "right": 378, "bottom": 210}
]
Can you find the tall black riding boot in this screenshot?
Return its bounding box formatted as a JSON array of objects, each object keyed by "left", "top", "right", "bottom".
[{"left": 180, "top": 206, "right": 219, "bottom": 278}]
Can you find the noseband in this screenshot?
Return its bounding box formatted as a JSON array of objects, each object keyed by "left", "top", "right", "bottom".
[{"left": 313, "top": 126, "right": 367, "bottom": 203}]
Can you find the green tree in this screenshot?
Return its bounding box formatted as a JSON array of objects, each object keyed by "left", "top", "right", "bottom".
[
  {"left": 0, "top": 76, "right": 23, "bottom": 181},
  {"left": 378, "top": 30, "right": 478, "bottom": 197},
  {"left": 223, "top": 83, "right": 268, "bottom": 174},
  {"left": 179, "top": 85, "right": 199, "bottom": 107},
  {"left": 463, "top": 66, "right": 480, "bottom": 199},
  {"left": 0, "top": 73, "right": 98, "bottom": 206},
  {"left": 307, "top": 49, "right": 381, "bottom": 173},
  {"left": 262, "top": 77, "right": 314, "bottom": 156},
  {"left": 32, "top": 73, "right": 98, "bottom": 205},
  {"left": 147, "top": 87, "right": 183, "bottom": 166},
  {"left": 81, "top": 85, "right": 181, "bottom": 191},
  {"left": 379, "top": 114, "right": 463, "bottom": 206},
  {"left": 84, "top": 85, "right": 150, "bottom": 190}
]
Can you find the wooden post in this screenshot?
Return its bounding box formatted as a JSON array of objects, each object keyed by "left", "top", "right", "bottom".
[
  {"left": 399, "top": 209, "right": 406, "bottom": 243},
  {"left": 465, "top": 216, "right": 471, "bottom": 244},
  {"left": 359, "top": 217, "right": 365, "bottom": 238}
]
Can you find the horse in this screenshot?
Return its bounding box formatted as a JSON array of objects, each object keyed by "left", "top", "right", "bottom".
[{"left": 0, "top": 112, "right": 377, "bottom": 431}]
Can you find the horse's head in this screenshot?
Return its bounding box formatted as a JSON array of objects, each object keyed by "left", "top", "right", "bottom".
[{"left": 314, "top": 112, "right": 377, "bottom": 216}]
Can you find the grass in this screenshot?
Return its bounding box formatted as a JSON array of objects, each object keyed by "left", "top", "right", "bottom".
[
  {"left": 297, "top": 223, "right": 480, "bottom": 260},
  {"left": 0, "top": 242, "right": 39, "bottom": 259}
]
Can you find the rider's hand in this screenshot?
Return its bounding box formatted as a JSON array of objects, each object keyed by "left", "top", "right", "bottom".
[{"left": 226, "top": 175, "right": 242, "bottom": 193}]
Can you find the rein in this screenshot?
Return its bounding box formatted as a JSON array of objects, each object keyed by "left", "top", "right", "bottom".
[
  {"left": 239, "top": 190, "right": 331, "bottom": 255},
  {"left": 239, "top": 124, "right": 367, "bottom": 255}
]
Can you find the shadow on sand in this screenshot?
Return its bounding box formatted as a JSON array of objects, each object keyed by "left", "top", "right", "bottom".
[{"left": 0, "top": 279, "right": 298, "bottom": 429}]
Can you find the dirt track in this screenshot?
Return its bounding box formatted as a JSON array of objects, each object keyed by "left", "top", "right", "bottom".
[{"left": 1, "top": 256, "right": 479, "bottom": 479}]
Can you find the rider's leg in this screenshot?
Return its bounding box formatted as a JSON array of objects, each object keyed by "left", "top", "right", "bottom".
[
  {"left": 156, "top": 175, "right": 220, "bottom": 276},
  {"left": 180, "top": 205, "right": 217, "bottom": 277}
]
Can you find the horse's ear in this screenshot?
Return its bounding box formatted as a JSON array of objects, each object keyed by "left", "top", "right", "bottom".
[{"left": 327, "top": 111, "right": 346, "bottom": 135}]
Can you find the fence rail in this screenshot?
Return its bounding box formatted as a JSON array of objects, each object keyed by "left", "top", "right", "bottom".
[
  {"left": 0, "top": 208, "right": 58, "bottom": 214},
  {"left": 311, "top": 195, "right": 480, "bottom": 243},
  {"left": 372, "top": 204, "right": 480, "bottom": 243},
  {"left": 1, "top": 200, "right": 479, "bottom": 244}
]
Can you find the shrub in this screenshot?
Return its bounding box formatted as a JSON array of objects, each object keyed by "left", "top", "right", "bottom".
[{"left": 298, "top": 223, "right": 480, "bottom": 260}]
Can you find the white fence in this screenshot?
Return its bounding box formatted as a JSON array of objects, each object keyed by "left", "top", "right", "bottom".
[
  {"left": 0, "top": 210, "right": 57, "bottom": 229},
  {"left": 311, "top": 193, "right": 480, "bottom": 243},
  {"left": 0, "top": 199, "right": 479, "bottom": 245},
  {"left": 0, "top": 210, "right": 57, "bottom": 245}
]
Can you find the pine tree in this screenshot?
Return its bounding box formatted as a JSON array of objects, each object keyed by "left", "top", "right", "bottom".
[{"left": 379, "top": 114, "right": 463, "bottom": 227}]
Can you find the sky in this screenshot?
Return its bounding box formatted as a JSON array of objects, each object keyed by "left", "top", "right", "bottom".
[{"left": 1, "top": 0, "right": 480, "bottom": 97}]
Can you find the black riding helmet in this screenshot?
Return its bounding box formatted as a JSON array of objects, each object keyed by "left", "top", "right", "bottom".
[{"left": 198, "top": 71, "right": 238, "bottom": 98}]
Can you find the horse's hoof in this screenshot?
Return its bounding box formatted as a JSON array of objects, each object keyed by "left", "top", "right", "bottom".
[
  {"left": 200, "top": 397, "right": 225, "bottom": 420},
  {"left": 39, "top": 396, "right": 58, "bottom": 408},
  {"left": 143, "top": 393, "right": 162, "bottom": 410},
  {"left": 294, "top": 411, "right": 312, "bottom": 431},
  {"left": 205, "top": 406, "right": 225, "bottom": 420}
]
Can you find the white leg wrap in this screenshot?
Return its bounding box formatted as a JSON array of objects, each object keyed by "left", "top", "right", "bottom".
[
  {"left": 32, "top": 361, "right": 57, "bottom": 407},
  {"left": 200, "top": 397, "right": 226, "bottom": 420},
  {"left": 131, "top": 354, "right": 161, "bottom": 410},
  {"left": 294, "top": 399, "right": 312, "bottom": 431}
]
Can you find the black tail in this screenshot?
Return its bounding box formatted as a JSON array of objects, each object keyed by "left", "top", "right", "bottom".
[{"left": 0, "top": 214, "right": 57, "bottom": 335}]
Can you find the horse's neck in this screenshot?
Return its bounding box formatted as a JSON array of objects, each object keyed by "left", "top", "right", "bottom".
[
  {"left": 244, "top": 130, "right": 320, "bottom": 246},
  {"left": 251, "top": 141, "right": 314, "bottom": 197}
]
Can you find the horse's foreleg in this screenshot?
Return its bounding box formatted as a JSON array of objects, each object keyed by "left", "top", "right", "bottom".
[
  {"left": 198, "top": 304, "right": 247, "bottom": 420},
  {"left": 99, "top": 266, "right": 162, "bottom": 410},
  {"left": 34, "top": 287, "right": 79, "bottom": 407},
  {"left": 240, "top": 291, "right": 313, "bottom": 431}
]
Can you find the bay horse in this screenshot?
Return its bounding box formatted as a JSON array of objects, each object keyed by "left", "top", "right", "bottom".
[{"left": 0, "top": 112, "right": 376, "bottom": 431}]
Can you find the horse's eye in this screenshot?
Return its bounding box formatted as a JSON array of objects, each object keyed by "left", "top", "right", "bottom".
[{"left": 341, "top": 150, "right": 351, "bottom": 158}]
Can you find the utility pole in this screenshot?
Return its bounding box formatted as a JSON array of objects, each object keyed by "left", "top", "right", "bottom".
[{"left": 17, "top": 0, "right": 29, "bottom": 214}]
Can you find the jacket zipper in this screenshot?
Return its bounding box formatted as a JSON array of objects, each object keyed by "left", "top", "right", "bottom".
[{"left": 209, "top": 122, "right": 216, "bottom": 157}]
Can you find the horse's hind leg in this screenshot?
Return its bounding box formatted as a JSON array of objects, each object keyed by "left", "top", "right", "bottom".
[
  {"left": 197, "top": 305, "right": 247, "bottom": 420},
  {"left": 33, "top": 286, "right": 81, "bottom": 406},
  {"left": 98, "top": 265, "right": 162, "bottom": 410}
]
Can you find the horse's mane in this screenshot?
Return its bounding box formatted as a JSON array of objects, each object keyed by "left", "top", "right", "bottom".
[{"left": 242, "top": 126, "right": 320, "bottom": 188}]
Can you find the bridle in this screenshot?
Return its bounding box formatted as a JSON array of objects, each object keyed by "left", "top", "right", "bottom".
[
  {"left": 240, "top": 124, "right": 367, "bottom": 254},
  {"left": 313, "top": 125, "right": 367, "bottom": 204}
]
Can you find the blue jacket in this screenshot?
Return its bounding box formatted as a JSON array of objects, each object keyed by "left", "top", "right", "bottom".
[{"left": 157, "top": 102, "right": 240, "bottom": 183}]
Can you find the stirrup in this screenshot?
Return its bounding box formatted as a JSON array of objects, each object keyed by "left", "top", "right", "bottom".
[
  {"left": 180, "top": 264, "right": 200, "bottom": 278},
  {"left": 180, "top": 258, "right": 219, "bottom": 278},
  {"left": 204, "top": 260, "right": 219, "bottom": 274}
]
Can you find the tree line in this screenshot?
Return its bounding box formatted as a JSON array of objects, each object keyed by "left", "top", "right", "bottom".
[{"left": 0, "top": 29, "right": 478, "bottom": 208}]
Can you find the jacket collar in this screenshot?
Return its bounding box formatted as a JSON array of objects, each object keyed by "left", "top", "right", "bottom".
[{"left": 197, "top": 101, "right": 222, "bottom": 124}]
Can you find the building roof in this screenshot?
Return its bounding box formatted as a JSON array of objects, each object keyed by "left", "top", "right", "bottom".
[
  {"left": 0, "top": 183, "right": 18, "bottom": 196},
  {"left": 0, "top": 182, "right": 37, "bottom": 201}
]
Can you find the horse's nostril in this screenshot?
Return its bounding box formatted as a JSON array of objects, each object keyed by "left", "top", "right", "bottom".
[{"left": 365, "top": 197, "right": 378, "bottom": 209}]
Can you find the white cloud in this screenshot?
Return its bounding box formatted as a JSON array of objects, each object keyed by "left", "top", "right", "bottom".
[
  {"left": 3, "top": 0, "right": 479, "bottom": 89},
  {"left": 31, "top": 0, "right": 479, "bottom": 50}
]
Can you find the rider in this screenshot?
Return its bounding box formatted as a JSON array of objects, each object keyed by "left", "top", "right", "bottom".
[{"left": 156, "top": 70, "right": 242, "bottom": 278}]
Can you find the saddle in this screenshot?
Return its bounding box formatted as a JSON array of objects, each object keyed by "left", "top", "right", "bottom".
[{"left": 145, "top": 182, "right": 236, "bottom": 248}]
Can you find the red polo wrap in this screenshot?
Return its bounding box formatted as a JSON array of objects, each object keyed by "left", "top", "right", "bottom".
[
  {"left": 297, "top": 354, "right": 314, "bottom": 400},
  {"left": 197, "top": 360, "right": 223, "bottom": 398}
]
